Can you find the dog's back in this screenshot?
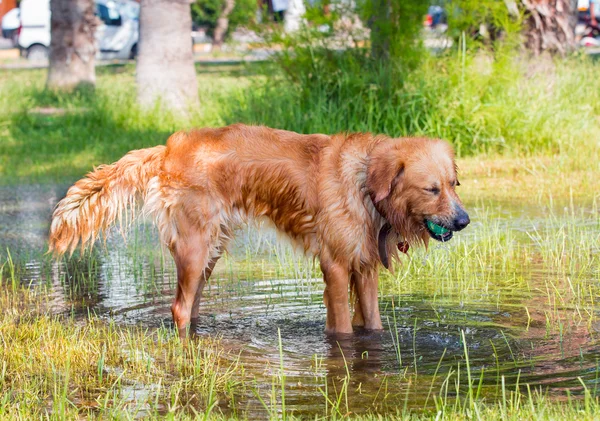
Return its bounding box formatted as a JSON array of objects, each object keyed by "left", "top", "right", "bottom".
[{"left": 159, "top": 125, "right": 331, "bottom": 248}]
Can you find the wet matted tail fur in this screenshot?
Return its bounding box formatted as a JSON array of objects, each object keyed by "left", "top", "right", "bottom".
[{"left": 48, "top": 145, "right": 166, "bottom": 256}]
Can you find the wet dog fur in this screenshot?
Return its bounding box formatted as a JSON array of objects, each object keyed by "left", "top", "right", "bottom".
[{"left": 48, "top": 124, "right": 469, "bottom": 337}]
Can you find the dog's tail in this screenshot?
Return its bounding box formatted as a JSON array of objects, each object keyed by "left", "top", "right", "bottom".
[{"left": 48, "top": 145, "right": 167, "bottom": 256}]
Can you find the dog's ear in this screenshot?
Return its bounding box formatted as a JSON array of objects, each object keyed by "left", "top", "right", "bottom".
[{"left": 367, "top": 142, "right": 405, "bottom": 203}]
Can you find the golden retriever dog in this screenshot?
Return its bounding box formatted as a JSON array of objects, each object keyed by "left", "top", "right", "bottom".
[{"left": 48, "top": 124, "right": 469, "bottom": 337}]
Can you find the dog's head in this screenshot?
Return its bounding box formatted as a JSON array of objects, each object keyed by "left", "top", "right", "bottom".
[{"left": 367, "top": 137, "right": 469, "bottom": 263}]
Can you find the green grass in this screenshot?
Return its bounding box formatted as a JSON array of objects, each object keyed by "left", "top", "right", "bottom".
[
  {"left": 0, "top": 63, "right": 261, "bottom": 182},
  {"left": 225, "top": 48, "right": 600, "bottom": 156},
  {"left": 0, "top": 288, "right": 242, "bottom": 420},
  {"left": 2, "top": 282, "right": 600, "bottom": 420},
  {"left": 1, "top": 193, "right": 599, "bottom": 419},
  {"left": 1, "top": 52, "right": 600, "bottom": 183},
  {"left": 2, "top": 51, "right": 600, "bottom": 419}
]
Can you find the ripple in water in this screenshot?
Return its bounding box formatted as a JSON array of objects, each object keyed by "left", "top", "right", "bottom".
[{"left": 2, "top": 183, "right": 600, "bottom": 417}]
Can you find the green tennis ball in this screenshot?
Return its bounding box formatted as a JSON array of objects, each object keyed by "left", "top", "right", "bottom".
[{"left": 427, "top": 220, "right": 449, "bottom": 235}]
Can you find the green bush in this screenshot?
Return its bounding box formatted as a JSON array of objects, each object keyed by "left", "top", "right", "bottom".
[
  {"left": 213, "top": 0, "right": 596, "bottom": 157},
  {"left": 358, "top": 0, "right": 428, "bottom": 66},
  {"left": 446, "top": 0, "right": 522, "bottom": 48},
  {"left": 223, "top": 49, "right": 600, "bottom": 156},
  {"left": 191, "top": 0, "right": 256, "bottom": 38}
]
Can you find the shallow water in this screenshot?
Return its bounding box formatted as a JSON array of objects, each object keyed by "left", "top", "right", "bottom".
[{"left": 2, "top": 184, "right": 600, "bottom": 417}]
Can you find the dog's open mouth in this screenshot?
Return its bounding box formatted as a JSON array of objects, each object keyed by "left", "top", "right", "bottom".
[{"left": 425, "top": 219, "right": 453, "bottom": 242}]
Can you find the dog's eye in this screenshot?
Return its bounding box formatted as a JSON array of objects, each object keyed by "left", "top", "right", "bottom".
[
  {"left": 452, "top": 180, "right": 460, "bottom": 187},
  {"left": 425, "top": 187, "right": 440, "bottom": 195}
]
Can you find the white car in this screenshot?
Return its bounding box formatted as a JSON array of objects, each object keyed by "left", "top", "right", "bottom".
[
  {"left": 95, "top": 0, "right": 139, "bottom": 60},
  {"left": 17, "top": 0, "right": 50, "bottom": 60},
  {"left": 17, "top": 0, "right": 139, "bottom": 61},
  {"left": 1, "top": 7, "right": 20, "bottom": 45}
]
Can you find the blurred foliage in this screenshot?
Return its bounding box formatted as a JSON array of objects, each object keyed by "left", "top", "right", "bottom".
[
  {"left": 225, "top": 46, "right": 600, "bottom": 156},
  {"left": 446, "top": 0, "right": 523, "bottom": 47},
  {"left": 266, "top": 0, "right": 428, "bottom": 108},
  {"left": 359, "top": 0, "right": 428, "bottom": 66},
  {"left": 234, "top": 0, "right": 584, "bottom": 158},
  {"left": 191, "top": 0, "right": 257, "bottom": 38}
]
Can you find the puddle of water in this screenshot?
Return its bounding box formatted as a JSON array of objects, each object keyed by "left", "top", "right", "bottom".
[{"left": 1, "top": 183, "right": 600, "bottom": 417}]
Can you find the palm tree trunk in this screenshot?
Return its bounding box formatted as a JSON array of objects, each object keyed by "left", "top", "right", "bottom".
[
  {"left": 521, "top": 0, "right": 578, "bottom": 55},
  {"left": 284, "top": 0, "right": 305, "bottom": 33},
  {"left": 137, "top": 0, "right": 199, "bottom": 114},
  {"left": 47, "top": 0, "right": 97, "bottom": 91},
  {"left": 370, "top": 0, "right": 390, "bottom": 61},
  {"left": 212, "top": 0, "right": 235, "bottom": 50}
]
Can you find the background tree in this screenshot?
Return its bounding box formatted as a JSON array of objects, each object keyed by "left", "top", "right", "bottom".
[
  {"left": 284, "top": 0, "right": 306, "bottom": 33},
  {"left": 191, "top": 0, "right": 256, "bottom": 47},
  {"left": 521, "top": 0, "right": 578, "bottom": 55},
  {"left": 137, "top": 0, "right": 199, "bottom": 114},
  {"left": 450, "top": 0, "right": 577, "bottom": 55},
  {"left": 47, "top": 0, "right": 97, "bottom": 91},
  {"left": 212, "top": 0, "right": 235, "bottom": 49},
  {"left": 364, "top": 0, "right": 427, "bottom": 66}
]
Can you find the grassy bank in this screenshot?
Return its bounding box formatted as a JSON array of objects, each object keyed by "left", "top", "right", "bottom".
[
  {"left": 0, "top": 63, "right": 257, "bottom": 182},
  {"left": 0, "top": 288, "right": 242, "bottom": 419},
  {"left": 1, "top": 53, "right": 600, "bottom": 183},
  {"left": 2, "top": 52, "right": 600, "bottom": 419},
  {"left": 227, "top": 50, "right": 600, "bottom": 156},
  {"left": 2, "top": 280, "right": 600, "bottom": 420}
]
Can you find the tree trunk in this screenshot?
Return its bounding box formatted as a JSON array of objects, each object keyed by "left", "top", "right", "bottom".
[
  {"left": 212, "top": 0, "right": 235, "bottom": 50},
  {"left": 370, "top": 0, "right": 390, "bottom": 61},
  {"left": 284, "top": 0, "right": 305, "bottom": 33},
  {"left": 47, "top": 0, "right": 97, "bottom": 91},
  {"left": 521, "top": 0, "right": 578, "bottom": 55},
  {"left": 137, "top": 0, "right": 199, "bottom": 114}
]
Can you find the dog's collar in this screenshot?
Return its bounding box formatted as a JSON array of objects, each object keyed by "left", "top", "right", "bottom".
[
  {"left": 369, "top": 191, "right": 393, "bottom": 269},
  {"left": 378, "top": 222, "right": 410, "bottom": 270},
  {"left": 368, "top": 190, "right": 389, "bottom": 222},
  {"left": 378, "top": 223, "right": 392, "bottom": 269},
  {"left": 370, "top": 193, "right": 410, "bottom": 269}
]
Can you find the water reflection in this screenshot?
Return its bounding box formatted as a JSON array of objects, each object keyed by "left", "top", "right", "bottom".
[{"left": 1, "top": 183, "right": 599, "bottom": 417}]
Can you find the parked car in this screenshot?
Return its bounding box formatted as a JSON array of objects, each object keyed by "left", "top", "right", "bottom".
[
  {"left": 96, "top": 0, "right": 139, "bottom": 60},
  {"left": 1, "top": 7, "right": 19, "bottom": 45},
  {"left": 424, "top": 5, "right": 447, "bottom": 29},
  {"left": 17, "top": 0, "right": 139, "bottom": 61},
  {"left": 17, "top": 0, "right": 50, "bottom": 60}
]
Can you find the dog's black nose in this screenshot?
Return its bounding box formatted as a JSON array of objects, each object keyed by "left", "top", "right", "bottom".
[{"left": 453, "top": 209, "right": 470, "bottom": 231}]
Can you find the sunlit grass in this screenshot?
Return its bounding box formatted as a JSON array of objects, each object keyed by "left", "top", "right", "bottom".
[
  {"left": 0, "top": 62, "right": 263, "bottom": 182},
  {"left": 2, "top": 284, "right": 600, "bottom": 419},
  {"left": 2, "top": 54, "right": 600, "bottom": 182},
  {"left": 1, "top": 203, "right": 599, "bottom": 418},
  {"left": 0, "top": 287, "right": 241, "bottom": 419},
  {"left": 2, "top": 53, "right": 600, "bottom": 419}
]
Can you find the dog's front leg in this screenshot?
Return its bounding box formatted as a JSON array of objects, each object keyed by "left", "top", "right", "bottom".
[
  {"left": 320, "top": 251, "right": 353, "bottom": 335},
  {"left": 351, "top": 270, "right": 383, "bottom": 330}
]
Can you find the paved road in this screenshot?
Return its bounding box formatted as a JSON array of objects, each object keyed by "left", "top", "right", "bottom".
[
  {"left": 0, "top": 38, "right": 14, "bottom": 49},
  {"left": 0, "top": 49, "right": 272, "bottom": 70}
]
